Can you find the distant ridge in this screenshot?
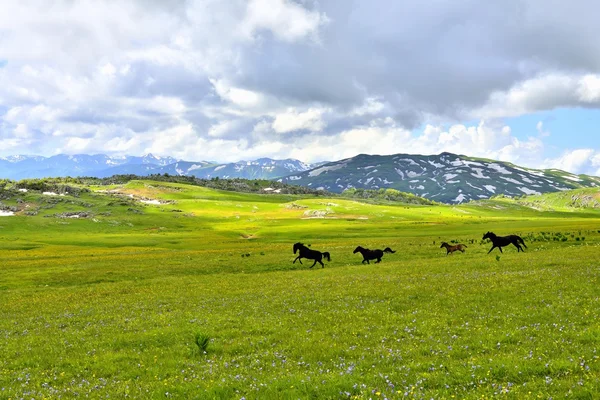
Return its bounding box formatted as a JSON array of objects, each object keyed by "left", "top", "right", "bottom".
[
  {"left": 278, "top": 152, "right": 600, "bottom": 204},
  {"left": 0, "top": 154, "right": 320, "bottom": 180}
]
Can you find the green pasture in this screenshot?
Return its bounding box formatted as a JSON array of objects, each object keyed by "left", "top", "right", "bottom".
[{"left": 1, "top": 181, "right": 599, "bottom": 399}]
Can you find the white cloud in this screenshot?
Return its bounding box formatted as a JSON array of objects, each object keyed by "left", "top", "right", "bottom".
[
  {"left": 536, "top": 121, "right": 550, "bottom": 138},
  {"left": 473, "top": 73, "right": 600, "bottom": 119},
  {"left": 542, "top": 149, "right": 596, "bottom": 174},
  {"left": 349, "top": 97, "right": 386, "bottom": 116},
  {"left": 240, "top": 0, "right": 328, "bottom": 42},
  {"left": 578, "top": 74, "right": 600, "bottom": 102},
  {"left": 272, "top": 107, "right": 327, "bottom": 133}
]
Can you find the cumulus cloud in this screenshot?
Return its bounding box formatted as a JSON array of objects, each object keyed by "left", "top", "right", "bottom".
[
  {"left": 541, "top": 149, "right": 600, "bottom": 175},
  {"left": 1, "top": 0, "right": 600, "bottom": 175},
  {"left": 472, "top": 73, "right": 600, "bottom": 119},
  {"left": 272, "top": 107, "right": 328, "bottom": 133}
]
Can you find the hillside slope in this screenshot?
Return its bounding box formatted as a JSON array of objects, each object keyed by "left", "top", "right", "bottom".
[{"left": 279, "top": 152, "right": 600, "bottom": 204}]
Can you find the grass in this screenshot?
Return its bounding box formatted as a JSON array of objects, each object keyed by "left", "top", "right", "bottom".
[{"left": 0, "top": 180, "right": 599, "bottom": 399}]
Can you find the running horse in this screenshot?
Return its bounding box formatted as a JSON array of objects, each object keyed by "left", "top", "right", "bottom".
[
  {"left": 293, "top": 242, "right": 331, "bottom": 268},
  {"left": 440, "top": 242, "right": 467, "bottom": 255},
  {"left": 353, "top": 246, "right": 396, "bottom": 264},
  {"left": 482, "top": 231, "right": 527, "bottom": 254}
]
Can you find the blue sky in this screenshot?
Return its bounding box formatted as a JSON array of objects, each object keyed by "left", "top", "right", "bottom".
[{"left": 1, "top": 0, "right": 600, "bottom": 175}]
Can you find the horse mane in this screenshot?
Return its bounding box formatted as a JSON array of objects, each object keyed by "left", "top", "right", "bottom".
[
  {"left": 353, "top": 246, "right": 366, "bottom": 253},
  {"left": 293, "top": 242, "right": 305, "bottom": 254}
]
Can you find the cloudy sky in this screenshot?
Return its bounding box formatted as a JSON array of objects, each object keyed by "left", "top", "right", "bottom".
[{"left": 1, "top": 0, "right": 600, "bottom": 174}]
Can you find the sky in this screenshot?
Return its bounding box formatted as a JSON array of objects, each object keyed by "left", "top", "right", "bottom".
[{"left": 1, "top": 0, "right": 600, "bottom": 175}]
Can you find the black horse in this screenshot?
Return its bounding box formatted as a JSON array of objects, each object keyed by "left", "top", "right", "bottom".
[
  {"left": 353, "top": 246, "right": 396, "bottom": 264},
  {"left": 482, "top": 231, "right": 527, "bottom": 254},
  {"left": 293, "top": 242, "right": 331, "bottom": 268}
]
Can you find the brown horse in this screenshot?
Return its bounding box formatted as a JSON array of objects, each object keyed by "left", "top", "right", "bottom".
[{"left": 440, "top": 242, "right": 467, "bottom": 255}]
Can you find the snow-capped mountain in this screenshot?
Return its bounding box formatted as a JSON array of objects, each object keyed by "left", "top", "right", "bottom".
[
  {"left": 0, "top": 154, "right": 318, "bottom": 180},
  {"left": 278, "top": 152, "right": 600, "bottom": 204},
  {"left": 158, "top": 158, "right": 319, "bottom": 179},
  {"left": 0, "top": 153, "right": 178, "bottom": 180}
]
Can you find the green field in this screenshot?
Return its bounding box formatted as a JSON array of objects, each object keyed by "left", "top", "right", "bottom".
[{"left": 1, "top": 180, "right": 599, "bottom": 399}]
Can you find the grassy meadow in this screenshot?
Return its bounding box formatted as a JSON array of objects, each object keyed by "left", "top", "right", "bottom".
[{"left": 1, "top": 180, "right": 600, "bottom": 399}]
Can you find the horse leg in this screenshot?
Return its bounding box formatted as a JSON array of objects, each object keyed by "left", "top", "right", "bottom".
[
  {"left": 293, "top": 256, "right": 300, "bottom": 264},
  {"left": 318, "top": 260, "right": 324, "bottom": 268},
  {"left": 376, "top": 258, "right": 381, "bottom": 263},
  {"left": 487, "top": 245, "right": 496, "bottom": 254},
  {"left": 310, "top": 259, "right": 317, "bottom": 268}
]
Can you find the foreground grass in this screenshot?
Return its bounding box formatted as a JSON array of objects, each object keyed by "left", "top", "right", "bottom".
[{"left": 1, "top": 181, "right": 599, "bottom": 399}]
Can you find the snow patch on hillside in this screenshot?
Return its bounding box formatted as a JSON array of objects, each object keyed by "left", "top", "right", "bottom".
[
  {"left": 463, "top": 160, "right": 484, "bottom": 167},
  {"left": 309, "top": 163, "right": 346, "bottom": 177},
  {"left": 397, "top": 158, "right": 420, "bottom": 166},
  {"left": 484, "top": 185, "right": 496, "bottom": 193},
  {"left": 518, "top": 187, "right": 541, "bottom": 195},
  {"left": 428, "top": 160, "right": 444, "bottom": 168},
  {"left": 454, "top": 193, "right": 467, "bottom": 203},
  {"left": 563, "top": 175, "right": 582, "bottom": 182},
  {"left": 470, "top": 168, "right": 489, "bottom": 179},
  {"left": 488, "top": 163, "right": 512, "bottom": 174},
  {"left": 444, "top": 173, "right": 458, "bottom": 180},
  {"left": 499, "top": 176, "right": 523, "bottom": 185},
  {"left": 466, "top": 182, "right": 483, "bottom": 191},
  {"left": 188, "top": 164, "right": 207, "bottom": 171}
]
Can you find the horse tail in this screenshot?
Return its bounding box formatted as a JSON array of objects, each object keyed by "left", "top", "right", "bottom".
[
  {"left": 518, "top": 236, "right": 527, "bottom": 248},
  {"left": 383, "top": 247, "right": 396, "bottom": 253},
  {"left": 322, "top": 252, "right": 331, "bottom": 261}
]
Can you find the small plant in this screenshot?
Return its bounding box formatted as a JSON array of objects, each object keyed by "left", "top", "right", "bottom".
[
  {"left": 495, "top": 255, "right": 501, "bottom": 262},
  {"left": 194, "top": 332, "right": 210, "bottom": 354}
]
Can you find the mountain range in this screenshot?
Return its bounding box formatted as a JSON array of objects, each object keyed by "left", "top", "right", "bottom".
[
  {"left": 0, "top": 154, "right": 316, "bottom": 181},
  {"left": 278, "top": 152, "right": 600, "bottom": 204},
  {"left": 1, "top": 152, "right": 599, "bottom": 204}
]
